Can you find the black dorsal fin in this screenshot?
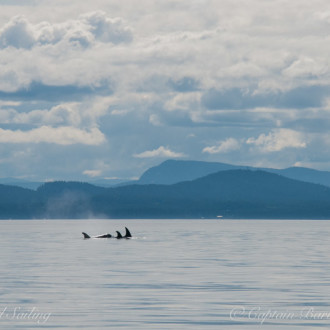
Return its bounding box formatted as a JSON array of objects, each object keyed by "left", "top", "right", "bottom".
[
  {"left": 124, "top": 227, "right": 132, "bottom": 238},
  {"left": 116, "top": 231, "right": 123, "bottom": 239},
  {"left": 82, "top": 232, "right": 91, "bottom": 239}
]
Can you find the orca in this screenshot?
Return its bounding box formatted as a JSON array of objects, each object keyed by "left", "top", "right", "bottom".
[
  {"left": 116, "top": 231, "right": 123, "bottom": 239},
  {"left": 82, "top": 232, "right": 112, "bottom": 239},
  {"left": 82, "top": 227, "right": 132, "bottom": 239},
  {"left": 116, "top": 228, "right": 132, "bottom": 239},
  {"left": 94, "top": 233, "right": 112, "bottom": 238},
  {"left": 124, "top": 227, "right": 132, "bottom": 238},
  {"left": 82, "top": 232, "right": 91, "bottom": 239}
]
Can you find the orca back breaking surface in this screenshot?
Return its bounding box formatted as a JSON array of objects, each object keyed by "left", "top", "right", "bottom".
[
  {"left": 82, "top": 228, "right": 132, "bottom": 239},
  {"left": 82, "top": 232, "right": 111, "bottom": 239},
  {"left": 94, "top": 233, "right": 112, "bottom": 238}
]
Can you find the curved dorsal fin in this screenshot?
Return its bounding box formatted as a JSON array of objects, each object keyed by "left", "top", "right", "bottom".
[
  {"left": 124, "top": 227, "right": 132, "bottom": 238},
  {"left": 116, "top": 231, "right": 123, "bottom": 239},
  {"left": 82, "top": 232, "right": 90, "bottom": 239}
]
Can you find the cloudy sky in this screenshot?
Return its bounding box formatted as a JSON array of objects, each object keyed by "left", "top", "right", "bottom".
[{"left": 0, "top": 0, "right": 330, "bottom": 181}]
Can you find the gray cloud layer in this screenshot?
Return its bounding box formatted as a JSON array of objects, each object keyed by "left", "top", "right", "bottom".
[
  {"left": 1, "top": 1, "right": 330, "bottom": 180},
  {"left": 0, "top": 11, "right": 133, "bottom": 49},
  {"left": 202, "top": 86, "right": 330, "bottom": 110}
]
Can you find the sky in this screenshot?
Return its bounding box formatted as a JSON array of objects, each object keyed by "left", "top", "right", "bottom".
[{"left": 1, "top": 0, "right": 330, "bottom": 181}]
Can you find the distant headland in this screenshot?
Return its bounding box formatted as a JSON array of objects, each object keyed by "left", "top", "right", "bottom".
[{"left": 2, "top": 160, "right": 330, "bottom": 219}]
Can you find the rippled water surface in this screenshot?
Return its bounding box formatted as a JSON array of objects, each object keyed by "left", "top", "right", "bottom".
[{"left": 1, "top": 219, "right": 330, "bottom": 329}]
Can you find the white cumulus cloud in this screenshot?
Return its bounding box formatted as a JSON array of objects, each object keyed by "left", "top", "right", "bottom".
[
  {"left": 0, "top": 126, "right": 106, "bottom": 145},
  {"left": 0, "top": 15, "right": 35, "bottom": 49},
  {"left": 0, "top": 11, "right": 133, "bottom": 49},
  {"left": 81, "top": 11, "right": 133, "bottom": 44},
  {"left": 203, "top": 138, "right": 241, "bottom": 154},
  {"left": 2, "top": 103, "right": 81, "bottom": 126},
  {"left": 283, "top": 56, "right": 327, "bottom": 78},
  {"left": 133, "top": 146, "right": 186, "bottom": 158},
  {"left": 83, "top": 169, "right": 102, "bottom": 177},
  {"left": 246, "top": 129, "right": 307, "bottom": 152}
]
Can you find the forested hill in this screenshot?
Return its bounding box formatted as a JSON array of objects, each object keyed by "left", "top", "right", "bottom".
[
  {"left": 2, "top": 169, "right": 330, "bottom": 219},
  {"left": 138, "top": 159, "right": 330, "bottom": 187}
]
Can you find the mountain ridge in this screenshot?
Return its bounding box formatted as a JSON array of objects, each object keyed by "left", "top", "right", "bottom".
[
  {"left": 3, "top": 159, "right": 330, "bottom": 189},
  {"left": 1, "top": 168, "right": 330, "bottom": 219},
  {"left": 138, "top": 159, "right": 330, "bottom": 187}
]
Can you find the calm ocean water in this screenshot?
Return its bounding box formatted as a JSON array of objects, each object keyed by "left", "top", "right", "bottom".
[{"left": 1, "top": 219, "right": 330, "bottom": 329}]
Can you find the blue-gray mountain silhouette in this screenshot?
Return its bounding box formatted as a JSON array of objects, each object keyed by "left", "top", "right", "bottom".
[
  {"left": 2, "top": 167, "right": 330, "bottom": 219},
  {"left": 138, "top": 159, "right": 330, "bottom": 187}
]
